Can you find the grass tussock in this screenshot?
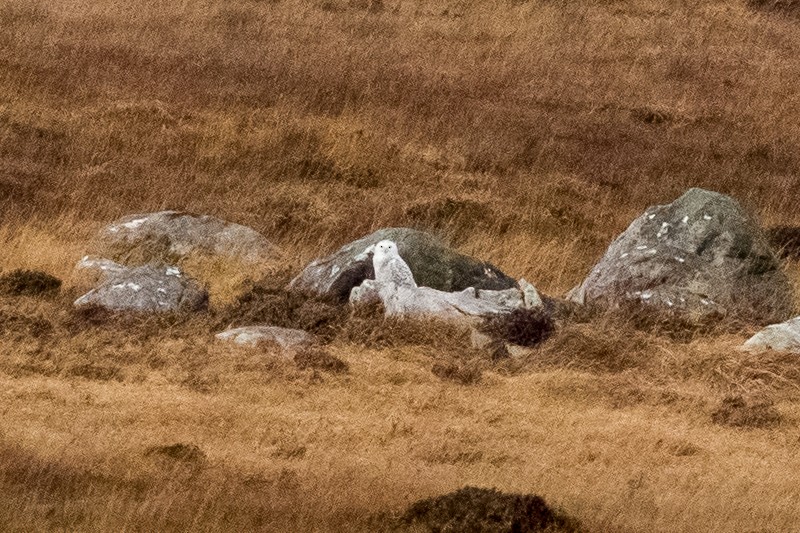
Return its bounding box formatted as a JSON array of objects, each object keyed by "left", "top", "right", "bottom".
[
  {"left": 711, "top": 395, "right": 784, "bottom": 429},
  {"left": 530, "top": 322, "right": 657, "bottom": 373},
  {"left": 402, "top": 486, "right": 580, "bottom": 533},
  {"left": 294, "top": 347, "right": 349, "bottom": 374},
  {"left": 431, "top": 359, "right": 484, "bottom": 385},
  {"left": 481, "top": 308, "right": 556, "bottom": 347},
  {"left": 0, "top": 269, "right": 61, "bottom": 296}
]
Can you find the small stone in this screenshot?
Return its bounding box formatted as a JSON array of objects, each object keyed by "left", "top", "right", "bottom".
[{"left": 215, "top": 326, "right": 316, "bottom": 354}]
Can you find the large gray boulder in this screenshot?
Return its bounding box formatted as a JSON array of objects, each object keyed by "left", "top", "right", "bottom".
[
  {"left": 93, "top": 211, "right": 277, "bottom": 265},
  {"left": 74, "top": 264, "right": 207, "bottom": 312},
  {"left": 568, "top": 188, "right": 794, "bottom": 325},
  {"left": 743, "top": 317, "right": 800, "bottom": 353},
  {"left": 289, "top": 228, "right": 516, "bottom": 303}
]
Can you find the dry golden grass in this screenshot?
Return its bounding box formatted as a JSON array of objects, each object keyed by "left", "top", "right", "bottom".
[{"left": 3, "top": 0, "right": 800, "bottom": 530}]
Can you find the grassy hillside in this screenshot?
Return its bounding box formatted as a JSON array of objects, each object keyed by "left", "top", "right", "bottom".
[{"left": 2, "top": 0, "right": 800, "bottom": 531}]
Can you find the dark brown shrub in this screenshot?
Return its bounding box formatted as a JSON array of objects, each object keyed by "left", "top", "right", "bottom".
[
  {"left": 481, "top": 308, "right": 555, "bottom": 347},
  {"left": 402, "top": 486, "right": 579, "bottom": 533},
  {"left": 711, "top": 395, "right": 783, "bottom": 429},
  {"left": 294, "top": 347, "right": 349, "bottom": 373},
  {"left": 0, "top": 269, "right": 61, "bottom": 296}
]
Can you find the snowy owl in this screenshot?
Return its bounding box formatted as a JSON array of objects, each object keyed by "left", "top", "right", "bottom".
[{"left": 371, "top": 240, "right": 417, "bottom": 289}]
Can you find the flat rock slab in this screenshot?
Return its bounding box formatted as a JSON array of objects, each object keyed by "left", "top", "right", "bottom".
[
  {"left": 743, "top": 317, "right": 800, "bottom": 353},
  {"left": 568, "top": 188, "right": 793, "bottom": 325},
  {"left": 290, "top": 227, "right": 516, "bottom": 303},
  {"left": 351, "top": 278, "right": 543, "bottom": 323},
  {"left": 93, "top": 211, "right": 277, "bottom": 265},
  {"left": 215, "top": 326, "right": 316, "bottom": 352},
  {"left": 74, "top": 264, "right": 207, "bottom": 312}
]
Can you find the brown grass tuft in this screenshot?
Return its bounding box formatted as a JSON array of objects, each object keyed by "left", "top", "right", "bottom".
[
  {"left": 401, "top": 486, "right": 579, "bottom": 533},
  {"left": 767, "top": 226, "right": 800, "bottom": 259},
  {"left": 531, "top": 322, "right": 657, "bottom": 373},
  {"left": 144, "top": 443, "right": 208, "bottom": 464},
  {"left": 294, "top": 347, "right": 349, "bottom": 374},
  {"left": 0, "top": 269, "right": 61, "bottom": 296},
  {"left": 747, "top": 0, "right": 800, "bottom": 16},
  {"left": 711, "top": 395, "right": 784, "bottom": 429},
  {"left": 431, "top": 359, "right": 484, "bottom": 385},
  {"left": 481, "top": 308, "right": 556, "bottom": 347},
  {"left": 65, "top": 362, "right": 123, "bottom": 382}
]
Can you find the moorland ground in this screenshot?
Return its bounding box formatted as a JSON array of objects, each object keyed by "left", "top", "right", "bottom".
[{"left": 2, "top": 0, "right": 800, "bottom": 531}]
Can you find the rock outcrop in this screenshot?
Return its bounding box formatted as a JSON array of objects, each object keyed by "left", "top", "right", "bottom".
[
  {"left": 349, "top": 239, "right": 542, "bottom": 323},
  {"left": 568, "top": 188, "right": 793, "bottom": 325},
  {"left": 74, "top": 264, "right": 207, "bottom": 312},
  {"left": 289, "top": 227, "right": 516, "bottom": 302},
  {"left": 93, "top": 211, "right": 277, "bottom": 265},
  {"left": 743, "top": 317, "right": 800, "bottom": 353}
]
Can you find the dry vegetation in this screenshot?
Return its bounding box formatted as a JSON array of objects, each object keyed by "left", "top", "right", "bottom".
[{"left": 3, "top": 0, "right": 800, "bottom": 530}]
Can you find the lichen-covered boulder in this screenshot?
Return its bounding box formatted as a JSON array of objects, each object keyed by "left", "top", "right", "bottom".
[
  {"left": 215, "top": 326, "right": 316, "bottom": 352},
  {"left": 74, "top": 264, "right": 207, "bottom": 312},
  {"left": 568, "top": 188, "right": 793, "bottom": 325},
  {"left": 289, "top": 228, "right": 516, "bottom": 303},
  {"left": 743, "top": 317, "right": 800, "bottom": 353},
  {"left": 93, "top": 211, "right": 277, "bottom": 265}
]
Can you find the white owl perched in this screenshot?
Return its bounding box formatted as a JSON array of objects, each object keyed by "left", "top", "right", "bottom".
[{"left": 371, "top": 240, "right": 417, "bottom": 289}]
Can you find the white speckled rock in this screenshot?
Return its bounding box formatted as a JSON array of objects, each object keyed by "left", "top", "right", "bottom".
[
  {"left": 94, "top": 211, "right": 277, "bottom": 264},
  {"left": 743, "top": 317, "right": 800, "bottom": 353},
  {"left": 215, "top": 326, "right": 316, "bottom": 353},
  {"left": 568, "top": 188, "right": 793, "bottom": 325},
  {"left": 74, "top": 264, "right": 207, "bottom": 312}
]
